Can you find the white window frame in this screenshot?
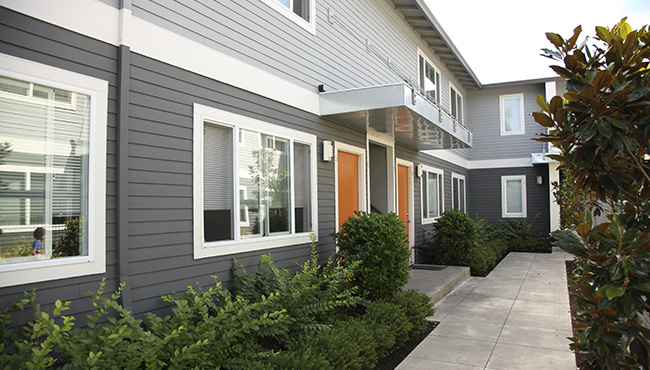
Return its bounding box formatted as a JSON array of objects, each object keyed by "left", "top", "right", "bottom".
[
  {"left": 450, "top": 84, "right": 463, "bottom": 124},
  {"left": 259, "top": 0, "right": 316, "bottom": 35},
  {"left": 421, "top": 165, "right": 444, "bottom": 224},
  {"left": 0, "top": 53, "right": 107, "bottom": 288},
  {"left": 417, "top": 48, "right": 441, "bottom": 103},
  {"left": 501, "top": 175, "right": 527, "bottom": 218},
  {"left": 451, "top": 173, "right": 466, "bottom": 213},
  {"left": 193, "top": 103, "right": 318, "bottom": 259},
  {"left": 500, "top": 93, "right": 525, "bottom": 135}
]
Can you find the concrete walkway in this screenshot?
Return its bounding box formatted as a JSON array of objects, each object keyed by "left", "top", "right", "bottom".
[{"left": 398, "top": 249, "right": 575, "bottom": 370}]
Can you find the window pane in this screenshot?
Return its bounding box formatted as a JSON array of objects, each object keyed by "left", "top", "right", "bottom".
[
  {"left": 459, "top": 178, "right": 465, "bottom": 212},
  {"left": 0, "top": 76, "right": 90, "bottom": 264},
  {"left": 266, "top": 135, "right": 290, "bottom": 235},
  {"left": 294, "top": 142, "right": 311, "bottom": 233},
  {"left": 427, "top": 173, "right": 439, "bottom": 218},
  {"left": 422, "top": 60, "right": 437, "bottom": 102},
  {"left": 504, "top": 97, "right": 521, "bottom": 132},
  {"left": 239, "top": 129, "right": 262, "bottom": 239},
  {"left": 204, "top": 123, "right": 234, "bottom": 241},
  {"left": 506, "top": 179, "right": 523, "bottom": 214},
  {"left": 457, "top": 95, "right": 463, "bottom": 123}
]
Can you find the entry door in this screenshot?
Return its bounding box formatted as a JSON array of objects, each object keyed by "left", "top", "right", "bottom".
[
  {"left": 338, "top": 150, "right": 360, "bottom": 231},
  {"left": 397, "top": 161, "right": 414, "bottom": 263}
]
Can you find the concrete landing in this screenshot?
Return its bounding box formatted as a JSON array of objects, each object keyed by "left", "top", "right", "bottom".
[{"left": 404, "top": 265, "right": 470, "bottom": 304}]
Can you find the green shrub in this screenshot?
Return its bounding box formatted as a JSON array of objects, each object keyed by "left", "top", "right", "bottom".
[
  {"left": 500, "top": 217, "right": 548, "bottom": 253},
  {"left": 431, "top": 209, "right": 479, "bottom": 265},
  {"left": 389, "top": 289, "right": 435, "bottom": 337},
  {"left": 465, "top": 245, "right": 496, "bottom": 277},
  {"left": 362, "top": 300, "right": 411, "bottom": 358},
  {"left": 331, "top": 211, "right": 410, "bottom": 300},
  {"left": 484, "top": 238, "right": 508, "bottom": 260}
]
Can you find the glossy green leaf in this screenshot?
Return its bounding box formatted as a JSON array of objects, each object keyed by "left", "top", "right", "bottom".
[
  {"left": 596, "top": 119, "right": 612, "bottom": 138},
  {"left": 631, "top": 283, "right": 650, "bottom": 292},
  {"left": 532, "top": 112, "right": 555, "bottom": 128},
  {"left": 546, "top": 32, "right": 565, "bottom": 48},
  {"left": 536, "top": 95, "right": 550, "bottom": 112}
]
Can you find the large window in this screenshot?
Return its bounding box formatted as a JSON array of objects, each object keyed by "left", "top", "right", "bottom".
[
  {"left": 500, "top": 93, "right": 525, "bottom": 135},
  {"left": 260, "top": 0, "right": 315, "bottom": 33},
  {"left": 450, "top": 85, "right": 463, "bottom": 124},
  {"left": 452, "top": 173, "right": 466, "bottom": 213},
  {"left": 0, "top": 53, "right": 107, "bottom": 287},
  {"left": 193, "top": 104, "right": 317, "bottom": 258},
  {"left": 418, "top": 53, "right": 440, "bottom": 103},
  {"left": 502, "top": 175, "right": 527, "bottom": 218},
  {"left": 421, "top": 165, "right": 444, "bottom": 223}
]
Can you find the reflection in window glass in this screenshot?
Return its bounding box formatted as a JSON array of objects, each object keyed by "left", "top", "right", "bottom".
[{"left": 0, "top": 75, "right": 90, "bottom": 265}]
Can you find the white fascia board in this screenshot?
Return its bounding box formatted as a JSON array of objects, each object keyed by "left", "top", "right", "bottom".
[
  {"left": 422, "top": 150, "right": 468, "bottom": 169},
  {"left": 4, "top": 0, "right": 320, "bottom": 115},
  {"left": 469, "top": 157, "right": 532, "bottom": 169},
  {"left": 2, "top": 0, "right": 120, "bottom": 46}
]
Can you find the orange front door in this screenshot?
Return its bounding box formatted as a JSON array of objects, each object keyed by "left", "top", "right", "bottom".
[
  {"left": 338, "top": 151, "right": 359, "bottom": 231},
  {"left": 397, "top": 164, "right": 409, "bottom": 243}
]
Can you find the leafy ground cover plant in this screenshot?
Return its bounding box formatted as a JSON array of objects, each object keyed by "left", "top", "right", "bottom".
[
  {"left": 331, "top": 211, "right": 410, "bottom": 300},
  {"left": 1, "top": 234, "right": 434, "bottom": 369},
  {"left": 534, "top": 19, "right": 650, "bottom": 369}
]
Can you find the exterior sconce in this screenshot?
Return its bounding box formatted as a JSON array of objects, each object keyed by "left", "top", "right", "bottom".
[
  {"left": 416, "top": 164, "right": 423, "bottom": 177},
  {"left": 322, "top": 140, "right": 334, "bottom": 161},
  {"left": 536, "top": 175, "right": 544, "bottom": 185}
]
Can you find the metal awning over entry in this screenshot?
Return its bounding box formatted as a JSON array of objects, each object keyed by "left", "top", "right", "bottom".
[{"left": 320, "top": 83, "right": 472, "bottom": 150}]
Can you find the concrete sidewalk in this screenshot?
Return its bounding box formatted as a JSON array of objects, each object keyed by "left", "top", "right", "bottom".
[{"left": 397, "top": 249, "right": 576, "bottom": 370}]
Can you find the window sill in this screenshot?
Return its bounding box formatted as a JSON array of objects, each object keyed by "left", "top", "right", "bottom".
[{"left": 194, "top": 232, "right": 315, "bottom": 259}]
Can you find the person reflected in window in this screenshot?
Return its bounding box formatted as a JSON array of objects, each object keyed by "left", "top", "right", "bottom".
[{"left": 31, "top": 227, "right": 44, "bottom": 256}]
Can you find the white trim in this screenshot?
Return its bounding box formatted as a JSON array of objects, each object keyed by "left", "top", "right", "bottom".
[
  {"left": 422, "top": 150, "right": 468, "bottom": 169},
  {"left": 469, "top": 157, "right": 532, "bottom": 169},
  {"left": 501, "top": 175, "right": 527, "bottom": 218},
  {"left": 549, "top": 162, "right": 561, "bottom": 232},
  {"left": 420, "top": 165, "right": 444, "bottom": 224},
  {"left": 0, "top": 53, "right": 107, "bottom": 287},
  {"left": 192, "top": 103, "right": 318, "bottom": 259},
  {"left": 500, "top": 93, "right": 525, "bottom": 135},
  {"left": 396, "top": 158, "right": 415, "bottom": 251},
  {"left": 451, "top": 173, "right": 466, "bottom": 213},
  {"left": 3, "top": 0, "right": 320, "bottom": 115},
  {"left": 259, "top": 0, "right": 316, "bottom": 35},
  {"left": 334, "top": 142, "right": 367, "bottom": 231}
]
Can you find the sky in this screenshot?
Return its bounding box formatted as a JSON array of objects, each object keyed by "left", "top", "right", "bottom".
[{"left": 423, "top": 0, "right": 650, "bottom": 84}]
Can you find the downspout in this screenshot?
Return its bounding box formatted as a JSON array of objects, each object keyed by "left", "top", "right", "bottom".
[{"left": 116, "top": 0, "right": 132, "bottom": 309}]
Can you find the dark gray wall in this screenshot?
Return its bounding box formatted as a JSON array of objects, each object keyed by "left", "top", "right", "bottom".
[
  {"left": 0, "top": 7, "right": 119, "bottom": 320},
  {"left": 467, "top": 165, "right": 551, "bottom": 238}
]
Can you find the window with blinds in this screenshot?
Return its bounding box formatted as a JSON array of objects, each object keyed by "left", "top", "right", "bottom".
[
  {"left": 0, "top": 75, "right": 90, "bottom": 264},
  {"left": 202, "top": 120, "right": 313, "bottom": 244}
]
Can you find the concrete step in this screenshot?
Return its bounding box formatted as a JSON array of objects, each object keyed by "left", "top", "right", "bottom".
[{"left": 403, "top": 265, "right": 470, "bottom": 304}]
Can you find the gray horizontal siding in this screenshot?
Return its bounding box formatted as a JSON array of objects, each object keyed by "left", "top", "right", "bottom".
[
  {"left": 124, "top": 51, "right": 371, "bottom": 315},
  {"left": 0, "top": 7, "right": 119, "bottom": 322},
  {"left": 131, "top": 0, "right": 468, "bottom": 118},
  {"left": 467, "top": 83, "right": 547, "bottom": 160},
  {"left": 468, "top": 165, "right": 551, "bottom": 238}
]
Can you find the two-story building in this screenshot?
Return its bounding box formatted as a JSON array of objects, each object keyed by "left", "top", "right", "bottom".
[{"left": 0, "top": 0, "right": 561, "bottom": 318}]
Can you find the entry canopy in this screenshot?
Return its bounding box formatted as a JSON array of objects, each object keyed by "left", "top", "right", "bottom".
[{"left": 320, "top": 83, "right": 472, "bottom": 150}]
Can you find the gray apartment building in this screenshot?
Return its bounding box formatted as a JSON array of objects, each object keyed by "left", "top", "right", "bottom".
[{"left": 0, "top": 0, "right": 561, "bottom": 319}]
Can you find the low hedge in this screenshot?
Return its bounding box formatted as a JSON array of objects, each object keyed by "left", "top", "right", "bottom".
[{"left": 1, "top": 244, "right": 434, "bottom": 369}]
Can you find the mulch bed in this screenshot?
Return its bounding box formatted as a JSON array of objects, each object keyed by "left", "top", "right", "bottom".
[{"left": 373, "top": 321, "right": 438, "bottom": 370}]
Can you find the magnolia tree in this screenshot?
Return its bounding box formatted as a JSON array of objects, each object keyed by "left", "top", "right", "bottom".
[{"left": 533, "top": 19, "right": 650, "bottom": 369}]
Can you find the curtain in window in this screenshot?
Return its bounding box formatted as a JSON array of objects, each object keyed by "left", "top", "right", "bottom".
[
  {"left": 506, "top": 179, "right": 523, "bottom": 214},
  {"left": 204, "top": 123, "right": 233, "bottom": 241},
  {"left": 293, "top": 142, "right": 311, "bottom": 233},
  {"left": 504, "top": 97, "right": 521, "bottom": 132}
]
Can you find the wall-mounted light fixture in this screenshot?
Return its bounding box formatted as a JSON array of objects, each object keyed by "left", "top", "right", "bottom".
[
  {"left": 536, "top": 175, "right": 544, "bottom": 185},
  {"left": 416, "top": 164, "right": 423, "bottom": 177},
  {"left": 322, "top": 140, "right": 334, "bottom": 161}
]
